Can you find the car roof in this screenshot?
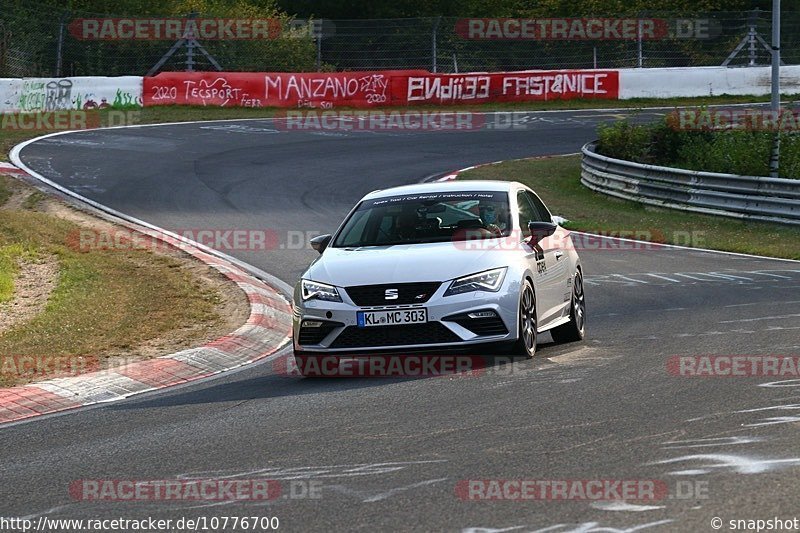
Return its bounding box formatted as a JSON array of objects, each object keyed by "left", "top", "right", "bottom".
[{"left": 362, "top": 180, "right": 521, "bottom": 201}]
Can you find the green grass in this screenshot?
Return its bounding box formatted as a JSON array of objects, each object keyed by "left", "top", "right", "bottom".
[
  {"left": 459, "top": 155, "right": 800, "bottom": 260},
  {"left": 21, "top": 190, "right": 46, "bottom": 210},
  {"left": 0, "top": 176, "right": 11, "bottom": 207},
  {"left": 596, "top": 117, "right": 800, "bottom": 179},
  {"left": 0, "top": 199, "right": 226, "bottom": 387},
  {"left": 0, "top": 244, "right": 31, "bottom": 303}
]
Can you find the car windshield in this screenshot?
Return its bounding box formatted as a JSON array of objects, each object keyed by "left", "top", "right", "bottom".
[{"left": 332, "top": 191, "right": 511, "bottom": 247}]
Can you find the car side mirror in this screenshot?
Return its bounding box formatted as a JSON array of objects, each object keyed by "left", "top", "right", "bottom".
[
  {"left": 310, "top": 234, "right": 332, "bottom": 254},
  {"left": 528, "top": 221, "right": 557, "bottom": 243}
]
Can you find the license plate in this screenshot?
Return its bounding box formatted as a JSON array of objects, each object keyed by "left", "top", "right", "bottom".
[{"left": 357, "top": 308, "right": 427, "bottom": 328}]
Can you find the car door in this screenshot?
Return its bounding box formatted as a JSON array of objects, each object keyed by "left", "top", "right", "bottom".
[{"left": 516, "top": 190, "right": 568, "bottom": 327}]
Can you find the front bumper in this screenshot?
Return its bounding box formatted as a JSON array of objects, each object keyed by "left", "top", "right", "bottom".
[{"left": 293, "top": 279, "right": 519, "bottom": 353}]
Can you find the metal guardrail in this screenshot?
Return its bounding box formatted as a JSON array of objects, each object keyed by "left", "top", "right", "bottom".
[{"left": 581, "top": 141, "right": 800, "bottom": 226}]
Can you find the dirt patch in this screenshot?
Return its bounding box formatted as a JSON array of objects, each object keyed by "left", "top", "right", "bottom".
[
  {"left": 0, "top": 255, "right": 59, "bottom": 335},
  {"left": 0, "top": 177, "right": 29, "bottom": 211},
  {"left": 0, "top": 173, "right": 253, "bottom": 383},
  {"left": 31, "top": 186, "right": 252, "bottom": 358}
]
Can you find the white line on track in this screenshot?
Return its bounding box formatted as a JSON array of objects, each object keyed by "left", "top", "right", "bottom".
[
  {"left": 704, "top": 272, "right": 754, "bottom": 281},
  {"left": 612, "top": 274, "right": 649, "bottom": 284},
  {"left": 644, "top": 273, "right": 681, "bottom": 283},
  {"left": 719, "top": 313, "right": 800, "bottom": 324}
]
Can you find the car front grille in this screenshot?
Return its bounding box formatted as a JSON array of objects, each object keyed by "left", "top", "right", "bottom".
[
  {"left": 330, "top": 322, "right": 460, "bottom": 349},
  {"left": 344, "top": 282, "right": 442, "bottom": 306}
]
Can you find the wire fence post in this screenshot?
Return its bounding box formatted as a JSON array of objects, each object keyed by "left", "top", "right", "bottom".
[
  {"left": 749, "top": 9, "right": 758, "bottom": 66},
  {"left": 186, "top": 39, "right": 195, "bottom": 72},
  {"left": 314, "top": 19, "right": 323, "bottom": 71},
  {"left": 432, "top": 16, "right": 441, "bottom": 73},
  {"left": 54, "top": 11, "right": 69, "bottom": 77},
  {"left": 770, "top": 0, "right": 781, "bottom": 179},
  {"left": 637, "top": 16, "right": 644, "bottom": 67}
]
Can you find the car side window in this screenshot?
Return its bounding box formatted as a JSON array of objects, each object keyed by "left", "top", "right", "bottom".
[
  {"left": 525, "top": 191, "right": 552, "bottom": 223},
  {"left": 516, "top": 191, "right": 538, "bottom": 239}
]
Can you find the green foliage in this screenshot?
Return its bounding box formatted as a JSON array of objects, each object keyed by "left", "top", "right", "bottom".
[
  {"left": 65, "top": 0, "right": 281, "bottom": 17},
  {"left": 596, "top": 120, "right": 652, "bottom": 162},
  {"left": 277, "top": 0, "right": 749, "bottom": 19},
  {"left": 675, "top": 131, "right": 771, "bottom": 176},
  {"left": 2, "top": 0, "right": 317, "bottom": 75},
  {"left": 594, "top": 116, "right": 800, "bottom": 179},
  {"left": 0, "top": 243, "right": 36, "bottom": 303},
  {"left": 521, "top": 0, "right": 748, "bottom": 17}
]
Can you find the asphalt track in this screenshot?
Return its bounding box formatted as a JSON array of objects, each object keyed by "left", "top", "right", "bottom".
[{"left": 3, "top": 109, "right": 800, "bottom": 532}]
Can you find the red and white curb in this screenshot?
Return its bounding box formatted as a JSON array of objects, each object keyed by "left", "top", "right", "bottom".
[
  {"left": 0, "top": 162, "right": 293, "bottom": 425},
  {"left": 0, "top": 161, "right": 27, "bottom": 177}
]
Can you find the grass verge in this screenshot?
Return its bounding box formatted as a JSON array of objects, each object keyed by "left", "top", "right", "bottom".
[
  {"left": 0, "top": 176, "right": 11, "bottom": 207},
  {"left": 459, "top": 154, "right": 800, "bottom": 260},
  {"left": 0, "top": 178, "right": 247, "bottom": 388}
]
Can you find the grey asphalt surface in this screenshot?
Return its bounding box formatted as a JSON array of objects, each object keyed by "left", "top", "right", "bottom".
[{"left": 3, "top": 109, "right": 800, "bottom": 533}]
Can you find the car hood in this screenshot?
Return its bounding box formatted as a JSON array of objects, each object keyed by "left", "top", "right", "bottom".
[{"left": 303, "top": 241, "right": 511, "bottom": 287}]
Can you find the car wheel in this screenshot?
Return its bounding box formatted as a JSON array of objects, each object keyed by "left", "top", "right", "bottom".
[
  {"left": 513, "top": 279, "right": 537, "bottom": 358},
  {"left": 551, "top": 269, "right": 586, "bottom": 344}
]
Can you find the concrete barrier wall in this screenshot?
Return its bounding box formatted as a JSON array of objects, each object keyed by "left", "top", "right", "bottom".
[
  {"left": 2, "top": 66, "right": 800, "bottom": 113},
  {"left": 0, "top": 76, "right": 142, "bottom": 112},
  {"left": 619, "top": 65, "right": 800, "bottom": 99}
]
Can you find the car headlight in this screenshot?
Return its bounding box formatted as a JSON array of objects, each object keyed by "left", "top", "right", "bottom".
[
  {"left": 301, "top": 279, "right": 342, "bottom": 302},
  {"left": 444, "top": 267, "right": 507, "bottom": 296}
]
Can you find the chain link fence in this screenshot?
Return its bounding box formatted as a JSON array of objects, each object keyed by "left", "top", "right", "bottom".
[
  {"left": 2, "top": 1, "right": 800, "bottom": 77},
  {"left": 0, "top": 0, "right": 318, "bottom": 77},
  {"left": 323, "top": 12, "right": 800, "bottom": 72}
]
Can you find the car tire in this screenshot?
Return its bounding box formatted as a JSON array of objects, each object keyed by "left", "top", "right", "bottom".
[
  {"left": 513, "top": 279, "right": 537, "bottom": 359},
  {"left": 550, "top": 269, "right": 586, "bottom": 344}
]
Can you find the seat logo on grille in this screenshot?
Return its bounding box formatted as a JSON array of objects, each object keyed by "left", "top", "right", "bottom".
[{"left": 385, "top": 288, "right": 399, "bottom": 300}]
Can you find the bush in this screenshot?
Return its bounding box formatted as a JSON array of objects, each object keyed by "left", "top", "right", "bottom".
[
  {"left": 594, "top": 114, "right": 800, "bottom": 179},
  {"left": 675, "top": 131, "right": 771, "bottom": 176},
  {"left": 596, "top": 120, "right": 651, "bottom": 162}
]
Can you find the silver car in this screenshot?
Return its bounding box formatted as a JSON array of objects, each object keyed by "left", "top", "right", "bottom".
[{"left": 292, "top": 180, "right": 585, "bottom": 373}]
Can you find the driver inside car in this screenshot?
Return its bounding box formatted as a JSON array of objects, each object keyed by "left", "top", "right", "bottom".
[{"left": 480, "top": 204, "right": 507, "bottom": 236}]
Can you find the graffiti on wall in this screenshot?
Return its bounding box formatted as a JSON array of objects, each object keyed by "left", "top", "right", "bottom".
[
  {"left": 142, "top": 71, "right": 432, "bottom": 108},
  {"left": 1, "top": 77, "right": 143, "bottom": 113}
]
